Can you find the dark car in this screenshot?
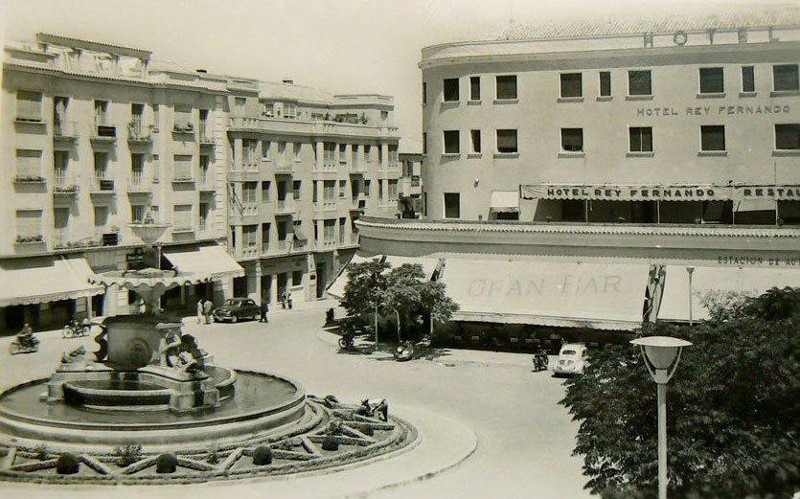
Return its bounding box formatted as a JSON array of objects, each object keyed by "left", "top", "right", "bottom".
[{"left": 213, "top": 298, "right": 260, "bottom": 323}]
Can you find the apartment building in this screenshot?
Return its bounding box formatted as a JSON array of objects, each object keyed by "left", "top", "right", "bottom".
[
  {"left": 1, "top": 33, "right": 240, "bottom": 332},
  {"left": 225, "top": 78, "right": 401, "bottom": 304}
]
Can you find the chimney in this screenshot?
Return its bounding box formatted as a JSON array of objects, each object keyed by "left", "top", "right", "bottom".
[{"left": 282, "top": 78, "right": 294, "bottom": 85}]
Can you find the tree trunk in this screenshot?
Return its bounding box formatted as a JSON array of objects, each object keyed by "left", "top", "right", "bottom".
[
  {"left": 395, "top": 309, "right": 401, "bottom": 342},
  {"left": 374, "top": 303, "right": 379, "bottom": 345}
]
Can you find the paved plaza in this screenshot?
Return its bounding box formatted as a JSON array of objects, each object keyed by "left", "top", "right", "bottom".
[{"left": 0, "top": 300, "right": 589, "bottom": 498}]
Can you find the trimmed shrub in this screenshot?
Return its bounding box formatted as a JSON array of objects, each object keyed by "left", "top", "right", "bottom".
[
  {"left": 252, "top": 446, "right": 272, "bottom": 466},
  {"left": 362, "top": 426, "right": 374, "bottom": 437},
  {"left": 321, "top": 436, "right": 339, "bottom": 451},
  {"left": 56, "top": 453, "right": 80, "bottom": 475},
  {"left": 33, "top": 444, "right": 49, "bottom": 461},
  {"left": 155, "top": 453, "right": 178, "bottom": 474},
  {"left": 114, "top": 444, "right": 143, "bottom": 467}
]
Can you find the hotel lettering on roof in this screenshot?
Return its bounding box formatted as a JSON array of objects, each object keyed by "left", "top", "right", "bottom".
[{"left": 348, "top": 7, "right": 800, "bottom": 337}]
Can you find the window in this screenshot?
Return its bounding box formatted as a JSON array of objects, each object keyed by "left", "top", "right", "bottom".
[
  {"left": 561, "top": 128, "right": 584, "bottom": 152},
  {"left": 470, "top": 76, "right": 480, "bottom": 100},
  {"left": 234, "top": 97, "right": 246, "bottom": 114},
  {"left": 293, "top": 180, "right": 301, "bottom": 200},
  {"left": 53, "top": 96, "right": 69, "bottom": 126},
  {"left": 292, "top": 270, "right": 303, "bottom": 286},
  {"left": 93, "top": 206, "right": 109, "bottom": 228},
  {"left": 378, "top": 180, "right": 384, "bottom": 201},
  {"left": 16, "top": 210, "right": 42, "bottom": 238},
  {"left": 243, "top": 225, "right": 257, "bottom": 248},
  {"left": 199, "top": 202, "right": 210, "bottom": 229},
  {"left": 131, "top": 204, "right": 146, "bottom": 223},
  {"left": 560, "top": 73, "right": 582, "bottom": 98},
  {"left": 131, "top": 153, "right": 145, "bottom": 184},
  {"left": 16, "top": 149, "right": 41, "bottom": 177},
  {"left": 773, "top": 64, "right": 799, "bottom": 91},
  {"left": 443, "top": 78, "right": 459, "bottom": 102},
  {"left": 173, "top": 205, "right": 193, "bottom": 229},
  {"left": 389, "top": 144, "right": 398, "bottom": 164},
  {"left": 54, "top": 207, "right": 69, "bottom": 230},
  {"left": 339, "top": 218, "right": 346, "bottom": 244},
  {"left": 324, "top": 180, "right": 335, "bottom": 201},
  {"left": 242, "top": 139, "right": 256, "bottom": 164},
  {"left": 261, "top": 181, "right": 271, "bottom": 202},
  {"left": 173, "top": 154, "right": 193, "bottom": 180},
  {"left": 496, "top": 75, "right": 517, "bottom": 99},
  {"left": 364, "top": 179, "right": 371, "bottom": 196},
  {"left": 364, "top": 144, "right": 372, "bottom": 163},
  {"left": 94, "top": 100, "right": 108, "bottom": 124},
  {"left": 700, "top": 126, "right": 726, "bottom": 151},
  {"left": 629, "top": 127, "right": 653, "bottom": 152},
  {"left": 470, "top": 130, "right": 481, "bottom": 153},
  {"left": 599, "top": 72, "right": 611, "bottom": 97},
  {"left": 742, "top": 66, "right": 755, "bottom": 93},
  {"left": 699, "top": 67, "right": 724, "bottom": 94},
  {"left": 324, "top": 219, "right": 335, "bottom": 242},
  {"left": 94, "top": 152, "right": 108, "bottom": 179},
  {"left": 262, "top": 140, "right": 271, "bottom": 159},
  {"left": 54, "top": 151, "right": 69, "bottom": 184},
  {"left": 324, "top": 142, "right": 335, "bottom": 164},
  {"left": 243, "top": 182, "right": 258, "bottom": 203},
  {"left": 293, "top": 142, "right": 301, "bottom": 160},
  {"left": 199, "top": 155, "right": 210, "bottom": 182},
  {"left": 378, "top": 145, "right": 383, "bottom": 164},
  {"left": 422, "top": 82, "right": 427, "bottom": 105},
  {"left": 496, "top": 130, "right": 518, "bottom": 153},
  {"left": 628, "top": 70, "right": 652, "bottom": 96},
  {"left": 261, "top": 223, "right": 270, "bottom": 251},
  {"left": 388, "top": 179, "right": 398, "bottom": 200},
  {"left": 173, "top": 105, "right": 193, "bottom": 131},
  {"left": 444, "top": 193, "right": 460, "bottom": 219},
  {"left": 775, "top": 124, "right": 800, "bottom": 150},
  {"left": 339, "top": 180, "right": 347, "bottom": 198},
  {"left": 339, "top": 143, "right": 347, "bottom": 163},
  {"left": 423, "top": 132, "right": 427, "bottom": 155},
  {"left": 153, "top": 104, "right": 160, "bottom": 131},
  {"left": 443, "top": 130, "right": 460, "bottom": 154},
  {"left": 16, "top": 90, "right": 42, "bottom": 121}
]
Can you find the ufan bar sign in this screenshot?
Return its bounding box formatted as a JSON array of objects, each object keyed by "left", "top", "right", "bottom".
[{"left": 520, "top": 184, "right": 800, "bottom": 201}]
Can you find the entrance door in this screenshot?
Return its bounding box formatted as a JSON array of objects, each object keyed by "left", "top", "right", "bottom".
[
  {"left": 260, "top": 275, "right": 272, "bottom": 304},
  {"left": 233, "top": 276, "right": 247, "bottom": 297},
  {"left": 316, "top": 263, "right": 326, "bottom": 299}
]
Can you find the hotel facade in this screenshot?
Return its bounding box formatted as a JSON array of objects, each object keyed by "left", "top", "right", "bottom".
[
  {"left": 1, "top": 33, "right": 402, "bottom": 332},
  {"left": 352, "top": 8, "right": 800, "bottom": 339}
]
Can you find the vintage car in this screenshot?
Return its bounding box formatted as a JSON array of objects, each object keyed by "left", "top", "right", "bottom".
[
  {"left": 552, "top": 343, "right": 589, "bottom": 376},
  {"left": 212, "top": 298, "right": 261, "bottom": 323}
]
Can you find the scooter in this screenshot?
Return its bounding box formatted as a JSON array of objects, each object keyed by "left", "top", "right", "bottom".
[
  {"left": 10, "top": 335, "right": 39, "bottom": 355},
  {"left": 62, "top": 320, "right": 90, "bottom": 339},
  {"left": 338, "top": 331, "right": 356, "bottom": 351},
  {"left": 532, "top": 350, "right": 549, "bottom": 372}
]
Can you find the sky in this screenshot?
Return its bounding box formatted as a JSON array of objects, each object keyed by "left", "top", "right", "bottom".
[{"left": 1, "top": 0, "right": 793, "bottom": 147}]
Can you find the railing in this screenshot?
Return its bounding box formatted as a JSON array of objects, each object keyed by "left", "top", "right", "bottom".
[
  {"left": 274, "top": 161, "right": 294, "bottom": 173},
  {"left": 198, "top": 220, "right": 208, "bottom": 232},
  {"left": 198, "top": 122, "right": 213, "bottom": 144},
  {"left": 261, "top": 242, "right": 270, "bottom": 254},
  {"left": 172, "top": 173, "right": 195, "bottom": 183},
  {"left": 93, "top": 116, "right": 116, "bottom": 139},
  {"left": 173, "top": 122, "right": 195, "bottom": 135},
  {"left": 172, "top": 223, "right": 194, "bottom": 232},
  {"left": 228, "top": 115, "right": 399, "bottom": 139},
  {"left": 53, "top": 120, "right": 78, "bottom": 139},
  {"left": 277, "top": 240, "right": 290, "bottom": 252},
  {"left": 240, "top": 245, "right": 259, "bottom": 259},
  {"left": 314, "top": 201, "right": 338, "bottom": 212},
  {"left": 53, "top": 172, "right": 78, "bottom": 193},
  {"left": 128, "top": 119, "right": 152, "bottom": 141},
  {"left": 199, "top": 171, "right": 214, "bottom": 189}
]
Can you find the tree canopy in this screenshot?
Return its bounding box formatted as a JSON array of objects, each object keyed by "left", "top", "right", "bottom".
[{"left": 560, "top": 287, "right": 800, "bottom": 498}]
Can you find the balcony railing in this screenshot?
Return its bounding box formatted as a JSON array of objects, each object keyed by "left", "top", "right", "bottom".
[
  {"left": 314, "top": 201, "right": 338, "bottom": 212},
  {"left": 128, "top": 119, "right": 152, "bottom": 142},
  {"left": 173, "top": 122, "right": 195, "bottom": 136},
  {"left": 53, "top": 173, "right": 78, "bottom": 194},
  {"left": 198, "top": 122, "right": 214, "bottom": 144},
  {"left": 275, "top": 199, "right": 295, "bottom": 213},
  {"left": 53, "top": 120, "right": 78, "bottom": 140},
  {"left": 92, "top": 117, "right": 117, "bottom": 140},
  {"left": 273, "top": 161, "right": 294, "bottom": 173},
  {"left": 199, "top": 220, "right": 208, "bottom": 232},
  {"left": 199, "top": 171, "right": 214, "bottom": 190},
  {"left": 128, "top": 172, "right": 151, "bottom": 192},
  {"left": 172, "top": 174, "right": 195, "bottom": 183},
  {"left": 277, "top": 240, "right": 290, "bottom": 252},
  {"left": 239, "top": 245, "right": 259, "bottom": 259}
]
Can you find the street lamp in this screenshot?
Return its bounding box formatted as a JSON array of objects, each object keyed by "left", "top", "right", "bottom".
[
  {"left": 685, "top": 267, "right": 695, "bottom": 326},
  {"left": 630, "top": 336, "right": 692, "bottom": 499}
]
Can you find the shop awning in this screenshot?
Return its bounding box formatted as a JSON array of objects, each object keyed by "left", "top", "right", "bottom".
[
  {"left": 0, "top": 256, "right": 103, "bottom": 307},
  {"left": 657, "top": 265, "right": 800, "bottom": 322},
  {"left": 326, "top": 254, "right": 385, "bottom": 299},
  {"left": 163, "top": 245, "right": 244, "bottom": 280},
  {"left": 382, "top": 255, "right": 440, "bottom": 281},
  {"left": 490, "top": 190, "right": 520, "bottom": 212},
  {"left": 735, "top": 199, "right": 776, "bottom": 212},
  {"left": 439, "top": 258, "right": 652, "bottom": 330}
]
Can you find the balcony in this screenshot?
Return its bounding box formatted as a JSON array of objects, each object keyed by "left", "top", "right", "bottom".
[
  {"left": 275, "top": 199, "right": 296, "bottom": 215},
  {"left": 53, "top": 174, "right": 79, "bottom": 196},
  {"left": 228, "top": 115, "right": 399, "bottom": 139},
  {"left": 317, "top": 239, "right": 337, "bottom": 251},
  {"left": 314, "top": 200, "right": 338, "bottom": 214},
  {"left": 229, "top": 163, "right": 261, "bottom": 181},
  {"left": 52, "top": 235, "right": 101, "bottom": 251},
  {"left": 198, "top": 172, "right": 215, "bottom": 191},
  {"left": 171, "top": 174, "right": 195, "bottom": 185},
  {"left": 53, "top": 121, "right": 79, "bottom": 144},
  {"left": 128, "top": 119, "right": 153, "bottom": 144},
  {"left": 273, "top": 161, "right": 294, "bottom": 174},
  {"left": 13, "top": 174, "right": 46, "bottom": 185},
  {"left": 172, "top": 224, "right": 195, "bottom": 234},
  {"left": 89, "top": 177, "right": 116, "bottom": 195},
  {"left": 91, "top": 117, "right": 117, "bottom": 146},
  {"left": 229, "top": 203, "right": 260, "bottom": 224},
  {"left": 199, "top": 122, "right": 214, "bottom": 146},
  {"left": 127, "top": 173, "right": 151, "bottom": 194},
  {"left": 172, "top": 122, "right": 195, "bottom": 138},
  {"left": 350, "top": 196, "right": 367, "bottom": 211},
  {"left": 276, "top": 240, "right": 290, "bottom": 252},
  {"left": 237, "top": 245, "right": 260, "bottom": 260}
]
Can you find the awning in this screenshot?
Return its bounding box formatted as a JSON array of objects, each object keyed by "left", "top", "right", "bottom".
[
  {"left": 293, "top": 227, "right": 308, "bottom": 241},
  {"left": 439, "top": 258, "right": 652, "bottom": 330},
  {"left": 0, "top": 256, "right": 103, "bottom": 307},
  {"left": 735, "top": 199, "right": 776, "bottom": 212},
  {"left": 657, "top": 266, "right": 800, "bottom": 322},
  {"left": 163, "top": 245, "right": 244, "bottom": 280},
  {"left": 382, "top": 255, "right": 440, "bottom": 281},
  {"left": 326, "top": 254, "right": 384, "bottom": 299},
  {"left": 490, "top": 190, "right": 520, "bottom": 212}
]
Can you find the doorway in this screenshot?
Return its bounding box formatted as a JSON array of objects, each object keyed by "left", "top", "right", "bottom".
[{"left": 316, "top": 263, "right": 326, "bottom": 299}]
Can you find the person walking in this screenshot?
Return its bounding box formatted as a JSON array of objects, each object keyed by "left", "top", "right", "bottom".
[
  {"left": 203, "top": 299, "right": 214, "bottom": 325},
  {"left": 196, "top": 298, "right": 204, "bottom": 325},
  {"left": 286, "top": 291, "right": 293, "bottom": 309},
  {"left": 280, "top": 292, "right": 287, "bottom": 310},
  {"left": 260, "top": 300, "right": 269, "bottom": 323}
]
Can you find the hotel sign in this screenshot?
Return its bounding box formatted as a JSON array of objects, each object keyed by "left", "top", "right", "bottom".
[
  {"left": 636, "top": 104, "right": 792, "bottom": 117},
  {"left": 520, "top": 184, "right": 800, "bottom": 201}
]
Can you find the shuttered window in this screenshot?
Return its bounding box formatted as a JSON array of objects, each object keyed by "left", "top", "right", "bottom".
[
  {"left": 16, "top": 210, "right": 42, "bottom": 238},
  {"left": 16, "top": 149, "right": 42, "bottom": 177},
  {"left": 173, "top": 155, "right": 193, "bottom": 180},
  {"left": 16, "top": 90, "right": 42, "bottom": 120},
  {"left": 173, "top": 105, "right": 193, "bottom": 131},
  {"left": 173, "top": 205, "right": 193, "bottom": 229}
]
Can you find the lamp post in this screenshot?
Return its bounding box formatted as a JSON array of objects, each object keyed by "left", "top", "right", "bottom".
[
  {"left": 686, "top": 267, "right": 695, "bottom": 326},
  {"left": 630, "top": 336, "right": 692, "bottom": 499}
]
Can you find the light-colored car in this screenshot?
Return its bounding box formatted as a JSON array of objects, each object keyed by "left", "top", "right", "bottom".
[{"left": 553, "top": 343, "right": 589, "bottom": 376}]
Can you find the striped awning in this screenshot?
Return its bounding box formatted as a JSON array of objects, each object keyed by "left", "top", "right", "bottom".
[
  {"left": 163, "top": 245, "right": 244, "bottom": 280},
  {"left": 326, "top": 254, "right": 384, "bottom": 300},
  {"left": 0, "top": 256, "right": 104, "bottom": 307},
  {"left": 490, "top": 190, "right": 520, "bottom": 212}
]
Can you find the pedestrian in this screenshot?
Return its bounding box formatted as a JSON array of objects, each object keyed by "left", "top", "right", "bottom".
[
  {"left": 197, "top": 298, "right": 204, "bottom": 325},
  {"left": 203, "top": 298, "right": 214, "bottom": 324},
  {"left": 280, "top": 292, "right": 287, "bottom": 310},
  {"left": 260, "top": 300, "right": 269, "bottom": 323},
  {"left": 286, "top": 291, "right": 293, "bottom": 309}
]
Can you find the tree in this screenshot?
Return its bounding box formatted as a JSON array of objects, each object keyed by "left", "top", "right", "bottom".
[
  {"left": 340, "top": 260, "right": 390, "bottom": 342},
  {"left": 560, "top": 287, "right": 800, "bottom": 498},
  {"left": 384, "top": 264, "right": 426, "bottom": 342}
]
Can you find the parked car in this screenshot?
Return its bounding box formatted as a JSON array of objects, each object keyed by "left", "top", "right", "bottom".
[
  {"left": 213, "top": 298, "right": 260, "bottom": 323},
  {"left": 553, "top": 343, "right": 589, "bottom": 376}
]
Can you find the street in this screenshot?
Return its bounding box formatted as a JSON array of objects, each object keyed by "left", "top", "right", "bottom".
[{"left": 0, "top": 300, "right": 590, "bottom": 498}]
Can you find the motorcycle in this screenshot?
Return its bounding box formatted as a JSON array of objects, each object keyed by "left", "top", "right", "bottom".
[
  {"left": 62, "top": 320, "right": 90, "bottom": 339},
  {"left": 10, "top": 334, "right": 39, "bottom": 355},
  {"left": 393, "top": 336, "right": 431, "bottom": 362},
  {"left": 532, "top": 350, "right": 549, "bottom": 372},
  {"left": 338, "top": 330, "right": 356, "bottom": 351}
]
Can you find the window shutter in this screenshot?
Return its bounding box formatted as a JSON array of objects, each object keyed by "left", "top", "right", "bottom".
[
  {"left": 16, "top": 91, "right": 42, "bottom": 120},
  {"left": 16, "top": 210, "right": 42, "bottom": 238},
  {"left": 16, "top": 150, "right": 41, "bottom": 176}
]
